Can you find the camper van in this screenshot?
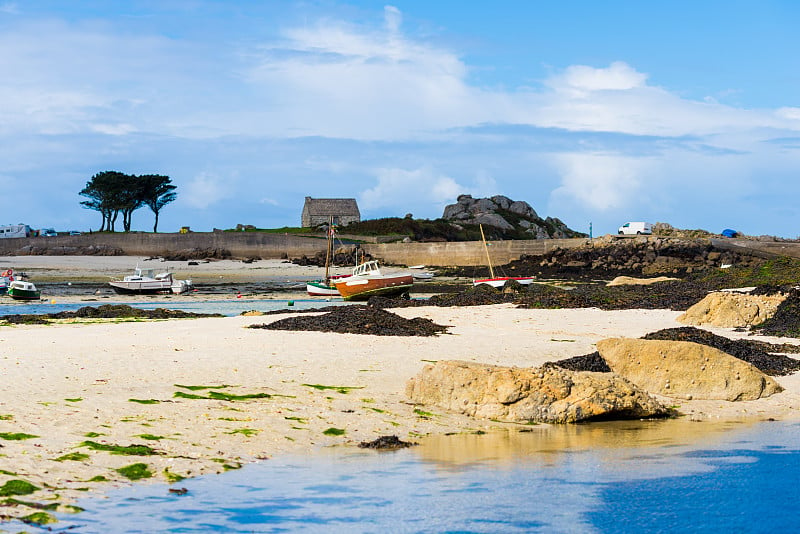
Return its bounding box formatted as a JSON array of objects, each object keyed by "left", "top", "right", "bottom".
[
  {"left": 0, "top": 224, "right": 32, "bottom": 238},
  {"left": 618, "top": 222, "right": 653, "bottom": 235}
]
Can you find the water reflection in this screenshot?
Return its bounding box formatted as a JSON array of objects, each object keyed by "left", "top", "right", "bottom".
[{"left": 12, "top": 419, "right": 799, "bottom": 533}]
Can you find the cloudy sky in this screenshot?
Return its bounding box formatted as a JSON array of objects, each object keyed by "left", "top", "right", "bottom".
[{"left": 2, "top": 1, "right": 799, "bottom": 237}]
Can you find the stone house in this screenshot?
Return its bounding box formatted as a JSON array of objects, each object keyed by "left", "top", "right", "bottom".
[{"left": 301, "top": 197, "right": 361, "bottom": 228}]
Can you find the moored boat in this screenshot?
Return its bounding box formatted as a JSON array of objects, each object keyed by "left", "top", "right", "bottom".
[
  {"left": 0, "top": 269, "right": 14, "bottom": 292},
  {"left": 306, "top": 274, "right": 350, "bottom": 297},
  {"left": 306, "top": 217, "right": 349, "bottom": 297},
  {"left": 472, "top": 276, "right": 535, "bottom": 288},
  {"left": 109, "top": 267, "right": 193, "bottom": 295},
  {"left": 7, "top": 279, "right": 41, "bottom": 300},
  {"left": 334, "top": 260, "right": 413, "bottom": 301},
  {"left": 472, "top": 224, "right": 535, "bottom": 288}
]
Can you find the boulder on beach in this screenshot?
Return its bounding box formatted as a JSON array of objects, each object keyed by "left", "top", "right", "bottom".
[
  {"left": 405, "top": 360, "right": 669, "bottom": 424},
  {"left": 677, "top": 291, "right": 785, "bottom": 328},
  {"left": 596, "top": 338, "right": 783, "bottom": 401},
  {"left": 606, "top": 276, "right": 680, "bottom": 286}
]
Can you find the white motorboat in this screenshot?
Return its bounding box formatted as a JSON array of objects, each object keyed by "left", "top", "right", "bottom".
[{"left": 109, "top": 267, "right": 193, "bottom": 295}]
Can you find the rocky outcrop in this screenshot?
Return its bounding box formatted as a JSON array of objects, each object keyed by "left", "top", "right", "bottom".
[
  {"left": 441, "top": 194, "right": 584, "bottom": 239},
  {"left": 513, "top": 235, "right": 762, "bottom": 277},
  {"left": 597, "top": 338, "right": 783, "bottom": 401},
  {"left": 405, "top": 360, "right": 669, "bottom": 424},
  {"left": 677, "top": 292, "right": 785, "bottom": 328}
]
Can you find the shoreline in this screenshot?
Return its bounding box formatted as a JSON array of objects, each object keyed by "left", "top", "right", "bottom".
[{"left": 1, "top": 258, "right": 800, "bottom": 522}]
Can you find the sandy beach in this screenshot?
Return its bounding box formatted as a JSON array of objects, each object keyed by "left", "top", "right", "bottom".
[
  {"left": 0, "top": 255, "right": 339, "bottom": 283},
  {"left": 1, "top": 256, "right": 800, "bottom": 521}
]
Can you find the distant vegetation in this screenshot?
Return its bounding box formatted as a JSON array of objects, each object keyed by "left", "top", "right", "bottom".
[
  {"left": 224, "top": 217, "right": 585, "bottom": 242},
  {"left": 80, "top": 171, "right": 177, "bottom": 233}
]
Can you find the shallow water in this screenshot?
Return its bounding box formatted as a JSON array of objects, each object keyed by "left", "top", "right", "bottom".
[
  {"left": 0, "top": 297, "right": 350, "bottom": 317},
  {"left": 9, "top": 419, "right": 800, "bottom": 533}
]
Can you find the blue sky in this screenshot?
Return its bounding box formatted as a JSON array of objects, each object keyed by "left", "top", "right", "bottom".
[{"left": 2, "top": 1, "right": 799, "bottom": 237}]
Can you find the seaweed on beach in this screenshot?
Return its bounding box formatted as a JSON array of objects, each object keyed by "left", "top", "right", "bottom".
[
  {"left": 549, "top": 326, "right": 800, "bottom": 376},
  {"left": 249, "top": 305, "right": 449, "bottom": 336},
  {"left": 642, "top": 327, "right": 800, "bottom": 376},
  {"left": 752, "top": 288, "right": 800, "bottom": 339},
  {"left": 372, "top": 279, "right": 713, "bottom": 312},
  {"left": 549, "top": 353, "right": 611, "bottom": 373},
  {"left": 1, "top": 304, "right": 223, "bottom": 325},
  {"left": 358, "top": 435, "right": 417, "bottom": 450}
]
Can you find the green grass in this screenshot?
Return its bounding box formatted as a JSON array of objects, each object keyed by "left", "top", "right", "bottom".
[
  {"left": 0, "top": 479, "right": 39, "bottom": 497},
  {"left": 284, "top": 416, "right": 307, "bottom": 423},
  {"left": 53, "top": 452, "right": 90, "bottom": 462},
  {"left": 174, "top": 390, "right": 273, "bottom": 401},
  {"left": 302, "top": 384, "right": 364, "bottom": 395},
  {"left": 136, "top": 434, "right": 165, "bottom": 441},
  {"left": 0, "top": 432, "right": 38, "bottom": 441},
  {"left": 79, "top": 440, "right": 160, "bottom": 456},
  {"left": 163, "top": 468, "right": 186, "bottom": 483},
  {"left": 116, "top": 463, "right": 153, "bottom": 480},
  {"left": 174, "top": 384, "right": 233, "bottom": 391},
  {"left": 225, "top": 428, "right": 260, "bottom": 437},
  {"left": 20, "top": 512, "right": 57, "bottom": 526}
]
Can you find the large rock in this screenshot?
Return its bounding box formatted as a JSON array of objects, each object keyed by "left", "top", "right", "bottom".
[
  {"left": 474, "top": 212, "right": 514, "bottom": 230},
  {"left": 405, "top": 360, "right": 669, "bottom": 424},
  {"left": 597, "top": 338, "right": 783, "bottom": 401},
  {"left": 677, "top": 292, "right": 785, "bottom": 328}
]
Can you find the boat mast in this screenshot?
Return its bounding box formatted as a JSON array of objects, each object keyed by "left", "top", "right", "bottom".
[
  {"left": 479, "top": 224, "right": 495, "bottom": 279},
  {"left": 324, "top": 216, "right": 333, "bottom": 284}
]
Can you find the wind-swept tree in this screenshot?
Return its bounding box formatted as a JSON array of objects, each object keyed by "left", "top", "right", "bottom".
[
  {"left": 80, "top": 171, "right": 178, "bottom": 232},
  {"left": 80, "top": 171, "right": 127, "bottom": 232},
  {"left": 138, "top": 174, "right": 177, "bottom": 233}
]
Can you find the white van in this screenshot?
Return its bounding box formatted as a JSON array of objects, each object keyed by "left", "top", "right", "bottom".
[{"left": 618, "top": 222, "right": 652, "bottom": 235}]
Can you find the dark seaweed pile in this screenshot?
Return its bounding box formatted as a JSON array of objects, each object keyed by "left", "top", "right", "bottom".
[
  {"left": 249, "top": 305, "right": 449, "bottom": 336},
  {"left": 643, "top": 327, "right": 800, "bottom": 376},
  {"left": 357, "top": 435, "right": 417, "bottom": 450},
  {"left": 550, "top": 326, "right": 800, "bottom": 376},
  {"left": 547, "top": 353, "right": 611, "bottom": 373},
  {"left": 375, "top": 279, "right": 712, "bottom": 312},
  {"left": 753, "top": 289, "right": 800, "bottom": 338},
  {"left": 1, "top": 304, "right": 222, "bottom": 325}
]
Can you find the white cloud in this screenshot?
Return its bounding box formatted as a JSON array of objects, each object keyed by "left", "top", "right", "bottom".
[
  {"left": 776, "top": 107, "right": 800, "bottom": 121},
  {"left": 182, "top": 172, "right": 231, "bottom": 210},
  {"left": 550, "top": 152, "right": 651, "bottom": 211},
  {"left": 360, "top": 167, "right": 496, "bottom": 218},
  {"left": 548, "top": 61, "right": 648, "bottom": 94}
]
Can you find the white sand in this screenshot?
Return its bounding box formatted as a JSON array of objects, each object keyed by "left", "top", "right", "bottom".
[{"left": 1, "top": 257, "right": 800, "bottom": 520}]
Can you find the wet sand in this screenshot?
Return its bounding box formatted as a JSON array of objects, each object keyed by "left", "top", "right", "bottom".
[{"left": 1, "top": 257, "right": 800, "bottom": 521}]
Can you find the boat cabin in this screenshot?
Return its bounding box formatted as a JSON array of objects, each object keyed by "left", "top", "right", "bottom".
[{"left": 351, "top": 260, "right": 382, "bottom": 277}]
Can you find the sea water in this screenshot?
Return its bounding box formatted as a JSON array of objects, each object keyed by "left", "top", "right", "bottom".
[
  {"left": 7, "top": 418, "right": 800, "bottom": 533},
  {"left": 0, "top": 298, "right": 350, "bottom": 317}
]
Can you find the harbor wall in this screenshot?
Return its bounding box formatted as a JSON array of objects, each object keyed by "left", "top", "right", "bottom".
[
  {"left": 0, "top": 232, "right": 590, "bottom": 266},
  {"left": 361, "top": 239, "right": 589, "bottom": 266}
]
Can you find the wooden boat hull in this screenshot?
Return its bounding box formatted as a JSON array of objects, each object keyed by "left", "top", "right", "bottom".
[
  {"left": 334, "top": 274, "right": 414, "bottom": 301},
  {"left": 473, "top": 276, "right": 535, "bottom": 288}
]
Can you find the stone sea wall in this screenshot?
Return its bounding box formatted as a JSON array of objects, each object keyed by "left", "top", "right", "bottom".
[{"left": 0, "top": 232, "right": 589, "bottom": 266}]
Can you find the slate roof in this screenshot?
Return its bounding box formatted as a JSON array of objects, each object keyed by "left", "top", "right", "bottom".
[{"left": 303, "top": 197, "right": 360, "bottom": 216}]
